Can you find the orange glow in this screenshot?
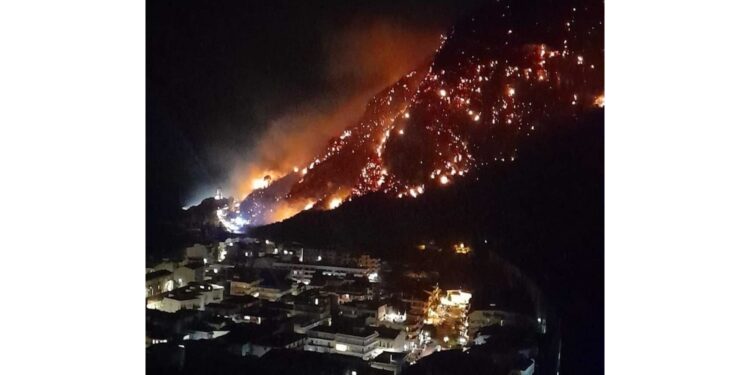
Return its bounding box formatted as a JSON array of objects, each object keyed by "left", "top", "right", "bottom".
[
  {"left": 328, "top": 197, "right": 343, "bottom": 209},
  {"left": 454, "top": 243, "right": 471, "bottom": 254},
  {"left": 235, "top": 169, "right": 281, "bottom": 198},
  {"left": 267, "top": 201, "right": 310, "bottom": 223},
  {"left": 230, "top": 22, "right": 442, "bottom": 201},
  {"left": 219, "top": 11, "right": 603, "bottom": 230},
  {"left": 594, "top": 94, "right": 605, "bottom": 108},
  {"left": 251, "top": 176, "right": 272, "bottom": 190}
]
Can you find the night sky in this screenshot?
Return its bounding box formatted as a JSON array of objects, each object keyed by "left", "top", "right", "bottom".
[{"left": 147, "top": 0, "right": 485, "bottom": 220}]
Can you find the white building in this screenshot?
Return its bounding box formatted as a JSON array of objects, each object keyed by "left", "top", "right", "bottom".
[
  {"left": 148, "top": 282, "right": 224, "bottom": 313},
  {"left": 375, "top": 327, "right": 410, "bottom": 353},
  {"left": 440, "top": 290, "right": 472, "bottom": 307},
  {"left": 305, "top": 325, "right": 380, "bottom": 360},
  {"left": 273, "top": 261, "right": 376, "bottom": 281},
  {"left": 146, "top": 270, "right": 174, "bottom": 297},
  {"left": 339, "top": 301, "right": 386, "bottom": 321},
  {"left": 185, "top": 243, "right": 209, "bottom": 261},
  {"left": 370, "top": 352, "right": 408, "bottom": 375},
  {"left": 150, "top": 260, "right": 177, "bottom": 273},
  {"left": 173, "top": 262, "right": 205, "bottom": 287},
  {"left": 254, "top": 278, "right": 294, "bottom": 301},
  {"left": 229, "top": 279, "right": 262, "bottom": 296}
]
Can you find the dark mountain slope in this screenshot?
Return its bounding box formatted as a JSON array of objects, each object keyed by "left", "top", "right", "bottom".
[{"left": 253, "top": 108, "right": 604, "bottom": 374}]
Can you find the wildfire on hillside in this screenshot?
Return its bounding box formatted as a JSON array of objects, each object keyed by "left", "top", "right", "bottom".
[{"left": 219, "top": 1, "right": 604, "bottom": 231}]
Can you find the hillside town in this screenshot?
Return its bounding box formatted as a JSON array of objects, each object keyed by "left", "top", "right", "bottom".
[{"left": 146, "top": 238, "right": 545, "bottom": 375}]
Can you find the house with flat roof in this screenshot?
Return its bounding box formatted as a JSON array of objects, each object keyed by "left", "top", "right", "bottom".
[
  {"left": 228, "top": 268, "right": 263, "bottom": 296},
  {"left": 370, "top": 351, "right": 408, "bottom": 375},
  {"left": 149, "top": 282, "right": 224, "bottom": 313},
  {"left": 146, "top": 270, "right": 174, "bottom": 297},
  {"left": 375, "top": 327, "right": 409, "bottom": 353},
  {"left": 305, "top": 323, "right": 380, "bottom": 360},
  {"left": 173, "top": 261, "right": 205, "bottom": 287}
]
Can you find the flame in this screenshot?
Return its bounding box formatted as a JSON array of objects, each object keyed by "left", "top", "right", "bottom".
[
  {"left": 251, "top": 176, "right": 272, "bottom": 190},
  {"left": 594, "top": 94, "right": 605, "bottom": 108},
  {"left": 219, "top": 2, "right": 603, "bottom": 230},
  {"left": 236, "top": 169, "right": 281, "bottom": 197},
  {"left": 328, "top": 197, "right": 343, "bottom": 209}
]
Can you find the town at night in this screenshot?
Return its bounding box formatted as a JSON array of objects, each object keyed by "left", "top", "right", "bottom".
[
  {"left": 145, "top": 1, "right": 602, "bottom": 374},
  {"left": 9, "top": 0, "right": 750, "bottom": 375}
]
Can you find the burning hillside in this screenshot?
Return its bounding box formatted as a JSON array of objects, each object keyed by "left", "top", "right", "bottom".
[{"left": 220, "top": 0, "right": 604, "bottom": 231}]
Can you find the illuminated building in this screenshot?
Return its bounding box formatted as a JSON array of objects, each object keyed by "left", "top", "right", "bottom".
[
  {"left": 148, "top": 282, "right": 224, "bottom": 313},
  {"left": 228, "top": 276, "right": 262, "bottom": 297},
  {"left": 184, "top": 243, "right": 209, "bottom": 263},
  {"left": 370, "top": 351, "right": 408, "bottom": 374},
  {"left": 252, "top": 276, "right": 294, "bottom": 302},
  {"left": 272, "top": 260, "right": 378, "bottom": 281},
  {"left": 146, "top": 270, "right": 174, "bottom": 297},
  {"left": 374, "top": 327, "right": 410, "bottom": 353},
  {"left": 293, "top": 316, "right": 332, "bottom": 335},
  {"left": 291, "top": 290, "right": 331, "bottom": 319},
  {"left": 453, "top": 243, "right": 471, "bottom": 254},
  {"left": 225, "top": 331, "right": 306, "bottom": 358},
  {"left": 326, "top": 283, "right": 375, "bottom": 304},
  {"left": 173, "top": 262, "right": 205, "bottom": 287},
  {"left": 305, "top": 325, "right": 380, "bottom": 360},
  {"left": 440, "top": 290, "right": 472, "bottom": 307},
  {"left": 339, "top": 300, "right": 387, "bottom": 322},
  {"left": 227, "top": 268, "right": 294, "bottom": 301}
]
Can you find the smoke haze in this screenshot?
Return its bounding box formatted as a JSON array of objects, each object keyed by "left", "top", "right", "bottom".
[{"left": 229, "top": 20, "right": 443, "bottom": 198}]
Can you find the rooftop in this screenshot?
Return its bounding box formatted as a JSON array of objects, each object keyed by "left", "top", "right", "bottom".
[
  {"left": 340, "top": 299, "right": 385, "bottom": 311},
  {"left": 164, "top": 282, "right": 223, "bottom": 301},
  {"left": 374, "top": 327, "right": 402, "bottom": 340},
  {"left": 258, "top": 349, "right": 379, "bottom": 375},
  {"left": 372, "top": 351, "right": 407, "bottom": 364},
  {"left": 253, "top": 331, "right": 305, "bottom": 347},
  {"left": 230, "top": 267, "right": 261, "bottom": 283},
  {"left": 146, "top": 270, "right": 172, "bottom": 281},
  {"left": 181, "top": 261, "right": 205, "bottom": 270},
  {"left": 310, "top": 319, "right": 377, "bottom": 338}
]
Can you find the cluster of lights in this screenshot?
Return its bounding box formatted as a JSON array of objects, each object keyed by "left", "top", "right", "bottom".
[
  {"left": 216, "top": 207, "right": 250, "bottom": 234},
  {"left": 424, "top": 287, "right": 472, "bottom": 348},
  {"left": 453, "top": 243, "right": 471, "bottom": 254}
]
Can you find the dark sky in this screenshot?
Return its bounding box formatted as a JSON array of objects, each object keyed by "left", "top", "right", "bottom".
[{"left": 147, "top": 0, "right": 485, "bottom": 218}]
